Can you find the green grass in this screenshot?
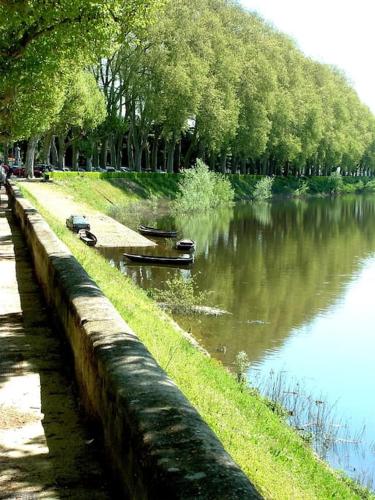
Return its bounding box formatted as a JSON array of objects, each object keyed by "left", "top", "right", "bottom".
[
  {"left": 50, "top": 171, "right": 179, "bottom": 209},
  {"left": 20, "top": 180, "right": 373, "bottom": 500},
  {"left": 49, "top": 171, "right": 375, "bottom": 206}
]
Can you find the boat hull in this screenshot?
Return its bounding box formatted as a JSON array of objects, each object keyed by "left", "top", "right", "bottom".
[
  {"left": 124, "top": 253, "right": 193, "bottom": 265},
  {"left": 138, "top": 224, "right": 177, "bottom": 238},
  {"left": 175, "top": 239, "right": 196, "bottom": 250},
  {"left": 79, "top": 229, "right": 97, "bottom": 247}
]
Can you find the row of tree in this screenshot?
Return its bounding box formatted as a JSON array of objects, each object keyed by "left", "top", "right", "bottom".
[
  {"left": 2, "top": 0, "right": 375, "bottom": 177},
  {"left": 0, "top": 0, "right": 160, "bottom": 172}
]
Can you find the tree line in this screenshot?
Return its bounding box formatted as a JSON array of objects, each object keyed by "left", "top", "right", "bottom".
[{"left": 1, "top": 0, "right": 375, "bottom": 177}]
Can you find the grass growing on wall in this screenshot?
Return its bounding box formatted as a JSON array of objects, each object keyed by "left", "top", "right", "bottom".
[{"left": 21, "top": 183, "right": 373, "bottom": 500}]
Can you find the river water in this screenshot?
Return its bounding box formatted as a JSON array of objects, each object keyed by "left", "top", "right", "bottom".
[{"left": 101, "top": 195, "right": 375, "bottom": 489}]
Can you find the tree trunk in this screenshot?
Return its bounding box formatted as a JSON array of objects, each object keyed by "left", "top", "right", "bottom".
[
  {"left": 177, "top": 141, "right": 181, "bottom": 172},
  {"left": 145, "top": 143, "right": 150, "bottom": 171},
  {"left": 41, "top": 132, "right": 52, "bottom": 165},
  {"left": 134, "top": 145, "right": 142, "bottom": 172},
  {"left": 100, "top": 138, "right": 108, "bottom": 168},
  {"left": 219, "top": 152, "right": 226, "bottom": 174},
  {"left": 116, "top": 135, "right": 123, "bottom": 168},
  {"left": 167, "top": 141, "right": 175, "bottom": 173},
  {"left": 163, "top": 145, "right": 167, "bottom": 172},
  {"left": 71, "top": 142, "right": 79, "bottom": 170},
  {"left": 25, "top": 136, "right": 39, "bottom": 178},
  {"left": 240, "top": 158, "right": 246, "bottom": 175},
  {"left": 151, "top": 137, "right": 158, "bottom": 172},
  {"left": 183, "top": 127, "right": 198, "bottom": 169},
  {"left": 110, "top": 135, "right": 117, "bottom": 168},
  {"left": 209, "top": 153, "right": 216, "bottom": 171},
  {"left": 127, "top": 133, "right": 134, "bottom": 170},
  {"left": 3, "top": 142, "right": 9, "bottom": 165},
  {"left": 57, "top": 134, "right": 66, "bottom": 168},
  {"left": 51, "top": 136, "right": 58, "bottom": 166}
]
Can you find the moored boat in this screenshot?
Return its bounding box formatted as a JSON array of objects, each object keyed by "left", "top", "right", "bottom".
[
  {"left": 124, "top": 253, "right": 193, "bottom": 265},
  {"left": 138, "top": 224, "right": 177, "bottom": 238},
  {"left": 175, "top": 239, "right": 196, "bottom": 250},
  {"left": 78, "top": 229, "right": 98, "bottom": 247}
]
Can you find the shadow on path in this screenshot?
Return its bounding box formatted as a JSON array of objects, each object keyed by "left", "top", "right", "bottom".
[{"left": 0, "top": 190, "right": 115, "bottom": 499}]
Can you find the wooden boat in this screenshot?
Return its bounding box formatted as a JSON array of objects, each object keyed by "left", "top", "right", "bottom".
[
  {"left": 138, "top": 224, "right": 177, "bottom": 238},
  {"left": 78, "top": 229, "right": 97, "bottom": 247},
  {"left": 175, "top": 239, "right": 196, "bottom": 250},
  {"left": 124, "top": 253, "right": 193, "bottom": 265}
]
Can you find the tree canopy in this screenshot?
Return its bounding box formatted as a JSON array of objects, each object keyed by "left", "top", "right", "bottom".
[
  {"left": 2, "top": 0, "right": 375, "bottom": 177},
  {"left": 0, "top": 0, "right": 160, "bottom": 140}
]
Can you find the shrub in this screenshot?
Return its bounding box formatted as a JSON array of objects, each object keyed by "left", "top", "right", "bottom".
[
  {"left": 172, "top": 159, "right": 234, "bottom": 214},
  {"left": 150, "top": 274, "right": 208, "bottom": 314},
  {"left": 362, "top": 179, "right": 375, "bottom": 192},
  {"left": 293, "top": 181, "right": 309, "bottom": 197},
  {"left": 327, "top": 171, "right": 343, "bottom": 193},
  {"left": 234, "top": 351, "right": 251, "bottom": 384},
  {"left": 252, "top": 176, "right": 274, "bottom": 200}
]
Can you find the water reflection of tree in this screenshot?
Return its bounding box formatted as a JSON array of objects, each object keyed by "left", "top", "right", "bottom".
[
  {"left": 104, "top": 196, "right": 375, "bottom": 372},
  {"left": 174, "top": 207, "right": 233, "bottom": 257},
  {"left": 250, "top": 202, "right": 273, "bottom": 226},
  {"left": 180, "top": 196, "right": 375, "bottom": 366}
]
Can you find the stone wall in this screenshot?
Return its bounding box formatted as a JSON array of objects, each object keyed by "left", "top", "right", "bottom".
[{"left": 8, "top": 184, "right": 261, "bottom": 499}]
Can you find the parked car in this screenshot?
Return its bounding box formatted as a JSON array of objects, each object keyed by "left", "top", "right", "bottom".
[
  {"left": 105, "top": 167, "right": 116, "bottom": 172},
  {"left": 12, "top": 165, "right": 43, "bottom": 178},
  {"left": 66, "top": 215, "right": 90, "bottom": 232},
  {"left": 12, "top": 166, "right": 25, "bottom": 177}
]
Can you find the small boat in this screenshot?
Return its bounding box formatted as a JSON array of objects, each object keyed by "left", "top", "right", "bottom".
[
  {"left": 78, "top": 229, "right": 97, "bottom": 247},
  {"left": 124, "top": 253, "right": 193, "bottom": 265},
  {"left": 175, "top": 239, "right": 196, "bottom": 250},
  {"left": 138, "top": 224, "right": 177, "bottom": 238}
]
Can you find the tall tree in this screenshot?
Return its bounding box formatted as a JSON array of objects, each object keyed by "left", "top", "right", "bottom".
[{"left": 0, "top": 0, "right": 161, "bottom": 141}]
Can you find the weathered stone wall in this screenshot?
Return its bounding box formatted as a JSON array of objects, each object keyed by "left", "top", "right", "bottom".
[{"left": 8, "top": 184, "right": 262, "bottom": 499}]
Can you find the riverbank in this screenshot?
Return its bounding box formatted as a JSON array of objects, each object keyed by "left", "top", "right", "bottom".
[
  {"left": 20, "top": 179, "right": 373, "bottom": 499},
  {"left": 49, "top": 170, "right": 375, "bottom": 202}
]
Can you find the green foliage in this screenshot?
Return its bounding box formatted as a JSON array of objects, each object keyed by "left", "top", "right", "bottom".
[
  {"left": 308, "top": 174, "right": 343, "bottom": 195},
  {"left": 362, "top": 179, "right": 375, "bottom": 192},
  {"left": 328, "top": 171, "right": 344, "bottom": 193},
  {"left": 292, "top": 181, "right": 309, "bottom": 197},
  {"left": 252, "top": 176, "right": 274, "bottom": 200},
  {"left": 172, "top": 159, "right": 234, "bottom": 213},
  {"left": 0, "top": 0, "right": 160, "bottom": 140},
  {"left": 53, "top": 72, "right": 106, "bottom": 134},
  {"left": 150, "top": 275, "right": 208, "bottom": 314},
  {"left": 234, "top": 351, "right": 251, "bottom": 384}
]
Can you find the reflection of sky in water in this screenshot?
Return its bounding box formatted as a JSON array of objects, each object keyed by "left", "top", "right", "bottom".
[{"left": 249, "top": 257, "right": 375, "bottom": 488}]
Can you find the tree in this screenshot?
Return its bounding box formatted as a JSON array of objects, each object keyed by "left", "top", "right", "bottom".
[{"left": 0, "top": 0, "right": 161, "bottom": 141}]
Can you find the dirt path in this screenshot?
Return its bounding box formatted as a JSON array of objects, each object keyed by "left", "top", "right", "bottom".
[
  {"left": 23, "top": 181, "right": 156, "bottom": 248},
  {"left": 0, "top": 188, "right": 114, "bottom": 499}
]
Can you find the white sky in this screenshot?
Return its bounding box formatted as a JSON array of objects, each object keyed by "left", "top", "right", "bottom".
[{"left": 239, "top": 0, "right": 375, "bottom": 113}]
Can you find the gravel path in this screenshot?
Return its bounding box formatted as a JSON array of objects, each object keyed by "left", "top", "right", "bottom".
[
  {"left": 0, "top": 188, "right": 113, "bottom": 499},
  {"left": 23, "top": 181, "right": 156, "bottom": 248}
]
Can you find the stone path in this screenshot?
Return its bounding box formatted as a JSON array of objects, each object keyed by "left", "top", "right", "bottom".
[
  {"left": 22, "top": 182, "right": 156, "bottom": 248},
  {"left": 0, "top": 188, "right": 113, "bottom": 499}
]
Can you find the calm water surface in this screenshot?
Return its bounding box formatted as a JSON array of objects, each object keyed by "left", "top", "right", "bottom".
[{"left": 101, "top": 195, "right": 375, "bottom": 488}]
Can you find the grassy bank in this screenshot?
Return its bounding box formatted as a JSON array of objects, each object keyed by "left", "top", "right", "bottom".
[
  {"left": 49, "top": 170, "right": 375, "bottom": 203},
  {"left": 21, "top": 181, "right": 373, "bottom": 499}
]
